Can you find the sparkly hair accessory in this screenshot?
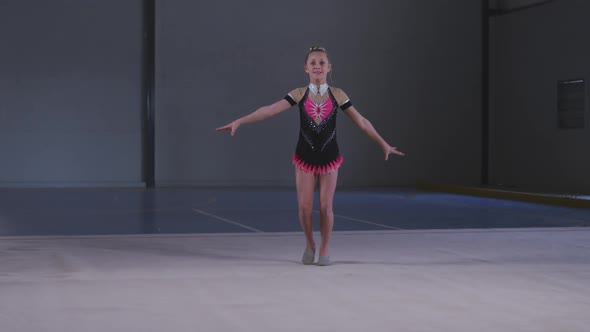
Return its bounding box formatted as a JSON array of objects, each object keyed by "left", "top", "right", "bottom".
[{"left": 308, "top": 46, "right": 326, "bottom": 52}]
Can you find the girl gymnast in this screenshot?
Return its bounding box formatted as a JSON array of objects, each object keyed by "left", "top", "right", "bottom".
[{"left": 217, "top": 46, "right": 404, "bottom": 266}]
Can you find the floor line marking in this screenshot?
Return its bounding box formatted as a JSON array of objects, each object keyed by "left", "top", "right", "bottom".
[
  {"left": 193, "top": 209, "right": 263, "bottom": 233},
  {"left": 314, "top": 210, "right": 403, "bottom": 230},
  {"left": 1, "top": 227, "right": 589, "bottom": 240}
]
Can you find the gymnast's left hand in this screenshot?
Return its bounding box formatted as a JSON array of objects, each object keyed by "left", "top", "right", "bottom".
[{"left": 384, "top": 145, "right": 405, "bottom": 160}]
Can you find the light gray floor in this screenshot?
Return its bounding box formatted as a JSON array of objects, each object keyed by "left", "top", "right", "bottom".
[{"left": 1, "top": 228, "right": 589, "bottom": 332}]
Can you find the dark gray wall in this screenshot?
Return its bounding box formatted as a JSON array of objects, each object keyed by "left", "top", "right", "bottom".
[
  {"left": 490, "top": 0, "right": 590, "bottom": 193},
  {"left": 156, "top": 0, "right": 483, "bottom": 187},
  {"left": 0, "top": 1, "right": 143, "bottom": 187},
  {"left": 492, "top": 0, "right": 550, "bottom": 10}
]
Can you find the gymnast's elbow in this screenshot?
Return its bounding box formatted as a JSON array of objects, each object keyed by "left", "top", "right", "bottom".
[{"left": 359, "top": 117, "right": 371, "bottom": 132}]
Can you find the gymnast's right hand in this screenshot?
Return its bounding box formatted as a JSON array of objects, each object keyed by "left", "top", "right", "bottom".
[{"left": 216, "top": 120, "right": 240, "bottom": 136}]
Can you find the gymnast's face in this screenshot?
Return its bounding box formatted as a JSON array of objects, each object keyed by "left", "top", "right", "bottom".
[{"left": 305, "top": 51, "right": 331, "bottom": 84}]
